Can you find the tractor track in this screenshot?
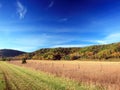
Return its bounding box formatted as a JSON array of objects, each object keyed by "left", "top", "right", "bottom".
[
  {"left": 3, "top": 71, "right": 11, "bottom": 90},
  {"left": 0, "top": 64, "right": 11, "bottom": 90}
]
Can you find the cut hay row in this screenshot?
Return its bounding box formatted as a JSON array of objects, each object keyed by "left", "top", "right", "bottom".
[{"left": 0, "top": 69, "right": 5, "bottom": 90}]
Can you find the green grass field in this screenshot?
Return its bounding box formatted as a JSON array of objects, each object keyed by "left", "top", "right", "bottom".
[{"left": 0, "top": 61, "right": 102, "bottom": 90}]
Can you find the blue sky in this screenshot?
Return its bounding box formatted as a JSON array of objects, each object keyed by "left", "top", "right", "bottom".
[{"left": 0, "top": 0, "right": 120, "bottom": 52}]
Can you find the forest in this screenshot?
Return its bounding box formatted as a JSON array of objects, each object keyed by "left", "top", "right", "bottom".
[{"left": 16, "top": 42, "right": 120, "bottom": 60}]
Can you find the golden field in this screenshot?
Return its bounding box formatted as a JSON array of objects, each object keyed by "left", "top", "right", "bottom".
[
  {"left": 9, "top": 60, "right": 120, "bottom": 90},
  {"left": 1, "top": 61, "right": 99, "bottom": 90}
]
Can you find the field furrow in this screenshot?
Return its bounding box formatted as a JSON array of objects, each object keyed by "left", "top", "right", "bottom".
[{"left": 0, "top": 69, "right": 6, "bottom": 90}]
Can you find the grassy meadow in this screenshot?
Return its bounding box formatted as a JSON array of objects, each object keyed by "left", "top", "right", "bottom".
[
  {"left": 10, "top": 60, "right": 120, "bottom": 90},
  {"left": 0, "top": 61, "right": 100, "bottom": 90}
]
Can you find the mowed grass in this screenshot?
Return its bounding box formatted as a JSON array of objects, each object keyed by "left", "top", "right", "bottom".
[
  {"left": 0, "top": 61, "right": 100, "bottom": 90},
  {"left": 0, "top": 70, "right": 5, "bottom": 90}
]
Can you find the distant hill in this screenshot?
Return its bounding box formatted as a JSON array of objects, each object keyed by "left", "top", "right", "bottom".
[
  {"left": 0, "top": 49, "right": 26, "bottom": 57},
  {"left": 16, "top": 42, "right": 120, "bottom": 60}
]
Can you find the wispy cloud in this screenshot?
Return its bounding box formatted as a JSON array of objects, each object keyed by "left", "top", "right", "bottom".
[
  {"left": 95, "top": 40, "right": 107, "bottom": 44},
  {"left": 88, "top": 40, "right": 107, "bottom": 45},
  {"left": 89, "top": 33, "right": 120, "bottom": 45},
  {"left": 48, "top": 1, "right": 54, "bottom": 8},
  {"left": 1, "top": 34, "right": 51, "bottom": 52},
  {"left": 52, "top": 44, "right": 92, "bottom": 48},
  {"left": 2, "top": 33, "right": 81, "bottom": 52},
  {"left": 104, "top": 33, "right": 120, "bottom": 43},
  {"left": 0, "top": 3, "right": 2, "bottom": 8},
  {"left": 16, "top": 1, "right": 27, "bottom": 19},
  {"left": 58, "top": 18, "right": 68, "bottom": 22}
]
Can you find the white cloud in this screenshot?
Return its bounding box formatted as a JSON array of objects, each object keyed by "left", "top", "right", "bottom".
[
  {"left": 52, "top": 44, "right": 92, "bottom": 48},
  {"left": 104, "top": 33, "right": 120, "bottom": 43},
  {"left": 16, "top": 1, "right": 27, "bottom": 19},
  {"left": 89, "top": 33, "right": 120, "bottom": 45},
  {"left": 48, "top": 1, "right": 54, "bottom": 8},
  {"left": 90, "top": 40, "right": 107, "bottom": 44}
]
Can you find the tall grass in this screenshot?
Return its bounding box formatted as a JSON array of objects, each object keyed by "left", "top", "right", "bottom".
[
  {"left": 10, "top": 60, "right": 120, "bottom": 90},
  {"left": 0, "top": 61, "right": 100, "bottom": 90}
]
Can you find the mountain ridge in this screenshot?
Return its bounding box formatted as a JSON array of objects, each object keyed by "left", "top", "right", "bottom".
[
  {"left": 0, "top": 49, "right": 26, "bottom": 58},
  {"left": 16, "top": 42, "right": 120, "bottom": 60}
]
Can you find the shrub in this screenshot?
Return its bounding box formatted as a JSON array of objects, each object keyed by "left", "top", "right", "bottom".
[
  {"left": 22, "top": 58, "right": 27, "bottom": 64},
  {"left": 6, "top": 58, "right": 11, "bottom": 61},
  {"left": 70, "top": 55, "right": 80, "bottom": 60},
  {"left": 1, "top": 58, "right": 6, "bottom": 61},
  {"left": 64, "top": 56, "right": 70, "bottom": 60}
]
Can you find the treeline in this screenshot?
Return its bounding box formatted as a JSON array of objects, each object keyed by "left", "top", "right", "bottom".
[{"left": 16, "top": 42, "right": 120, "bottom": 60}]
